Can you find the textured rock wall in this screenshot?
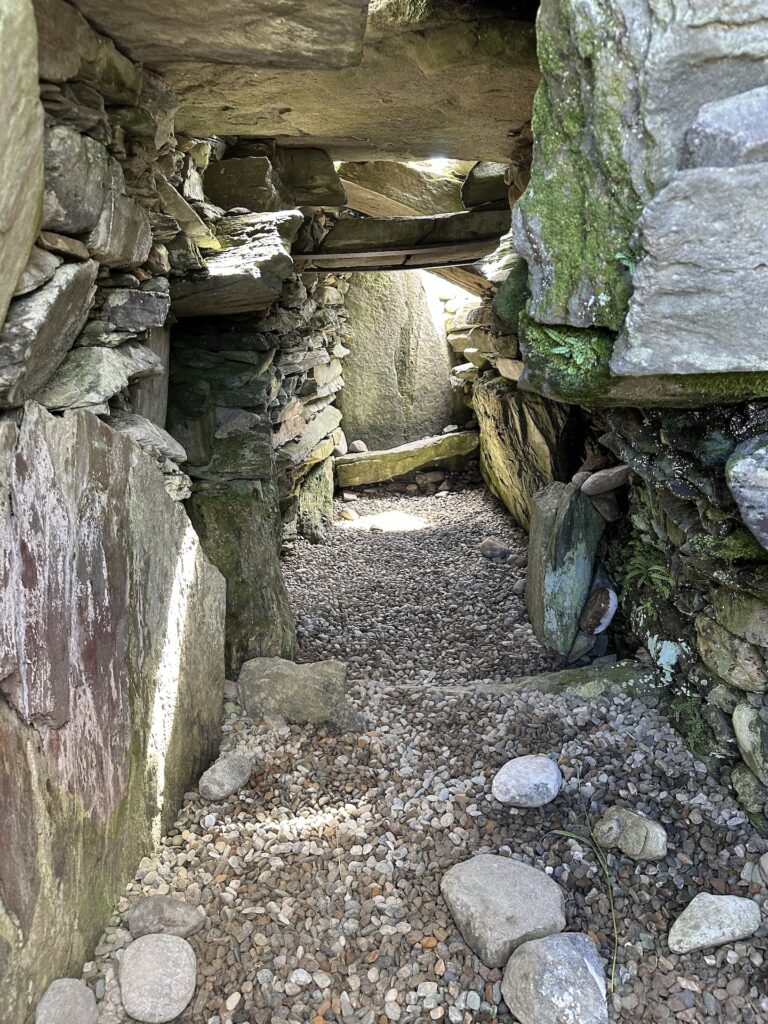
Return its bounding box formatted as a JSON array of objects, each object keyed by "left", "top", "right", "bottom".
[
  {"left": 338, "top": 271, "right": 458, "bottom": 450},
  {"left": 0, "top": 404, "right": 225, "bottom": 1024}
]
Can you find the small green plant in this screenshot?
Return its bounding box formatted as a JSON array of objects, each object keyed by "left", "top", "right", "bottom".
[
  {"left": 615, "top": 250, "right": 637, "bottom": 275},
  {"left": 622, "top": 540, "right": 675, "bottom": 599},
  {"left": 546, "top": 766, "right": 619, "bottom": 993},
  {"left": 669, "top": 693, "right": 710, "bottom": 756}
]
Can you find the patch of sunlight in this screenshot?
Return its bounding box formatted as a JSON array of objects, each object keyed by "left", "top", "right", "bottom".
[
  {"left": 147, "top": 522, "right": 199, "bottom": 844},
  {"left": 338, "top": 510, "right": 428, "bottom": 533}
]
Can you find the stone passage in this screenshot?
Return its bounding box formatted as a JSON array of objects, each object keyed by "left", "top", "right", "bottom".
[{"left": 59, "top": 487, "right": 766, "bottom": 1024}]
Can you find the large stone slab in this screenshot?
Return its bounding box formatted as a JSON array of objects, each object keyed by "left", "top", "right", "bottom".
[
  {"left": 203, "top": 157, "right": 288, "bottom": 213},
  {"left": 526, "top": 482, "right": 605, "bottom": 656},
  {"left": 84, "top": 189, "right": 153, "bottom": 269},
  {"left": 440, "top": 854, "right": 566, "bottom": 968},
  {"left": 0, "top": 404, "right": 224, "bottom": 1024},
  {"left": 683, "top": 85, "right": 768, "bottom": 168},
  {"left": 69, "top": 0, "right": 369, "bottom": 68},
  {"left": 238, "top": 656, "right": 357, "bottom": 729},
  {"left": 0, "top": 260, "right": 98, "bottom": 409},
  {"left": 611, "top": 166, "right": 768, "bottom": 376},
  {"left": 1, "top": 0, "right": 44, "bottom": 327},
  {"left": 171, "top": 212, "right": 303, "bottom": 317},
  {"left": 473, "top": 375, "right": 581, "bottom": 530},
  {"left": 334, "top": 431, "right": 479, "bottom": 487},
  {"left": 501, "top": 933, "right": 608, "bottom": 1024},
  {"left": 337, "top": 271, "right": 458, "bottom": 450},
  {"left": 275, "top": 147, "right": 346, "bottom": 207},
  {"left": 186, "top": 480, "right": 296, "bottom": 675},
  {"left": 168, "top": 7, "right": 538, "bottom": 162}
]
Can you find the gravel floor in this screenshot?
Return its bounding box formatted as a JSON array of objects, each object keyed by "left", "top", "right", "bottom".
[{"left": 87, "top": 486, "right": 768, "bottom": 1024}]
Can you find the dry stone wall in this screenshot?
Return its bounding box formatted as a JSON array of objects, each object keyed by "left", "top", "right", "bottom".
[{"left": 504, "top": 0, "right": 768, "bottom": 826}]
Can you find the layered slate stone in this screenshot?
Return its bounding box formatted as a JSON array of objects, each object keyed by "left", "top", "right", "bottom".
[
  {"left": 203, "top": 157, "right": 289, "bottom": 213},
  {"left": 69, "top": 0, "right": 370, "bottom": 68},
  {"left": 0, "top": 404, "right": 224, "bottom": 1021},
  {"left": 335, "top": 432, "right": 479, "bottom": 487},
  {"left": 1, "top": 0, "right": 44, "bottom": 326},
  {"left": 339, "top": 160, "right": 467, "bottom": 217},
  {"left": 611, "top": 166, "right": 768, "bottom": 376},
  {"left": 297, "top": 209, "right": 511, "bottom": 273},
  {"left": 42, "top": 125, "right": 115, "bottom": 234},
  {"left": 338, "top": 272, "right": 458, "bottom": 450},
  {"left": 171, "top": 212, "right": 303, "bottom": 317},
  {"left": 526, "top": 482, "right": 605, "bottom": 656},
  {"left": 38, "top": 341, "right": 163, "bottom": 411},
  {"left": 0, "top": 260, "right": 98, "bottom": 408},
  {"left": 473, "top": 375, "right": 581, "bottom": 530}
]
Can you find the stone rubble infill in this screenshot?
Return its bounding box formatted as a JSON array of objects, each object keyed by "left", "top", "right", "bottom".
[{"left": 68, "top": 489, "right": 767, "bottom": 1023}]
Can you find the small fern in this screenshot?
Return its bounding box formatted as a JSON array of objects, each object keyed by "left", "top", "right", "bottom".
[{"left": 622, "top": 540, "right": 676, "bottom": 600}]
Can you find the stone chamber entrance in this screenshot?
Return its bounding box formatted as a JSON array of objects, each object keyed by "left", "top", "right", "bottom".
[{"left": 2, "top": 2, "right": 768, "bottom": 1023}]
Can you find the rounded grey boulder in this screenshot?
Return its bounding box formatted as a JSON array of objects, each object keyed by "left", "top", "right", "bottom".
[
  {"left": 593, "top": 806, "right": 667, "bottom": 860},
  {"left": 501, "top": 932, "right": 609, "bottom": 1024},
  {"left": 128, "top": 895, "right": 205, "bottom": 939},
  {"left": 668, "top": 893, "right": 761, "bottom": 953},
  {"left": 36, "top": 978, "right": 97, "bottom": 1024},
  {"left": 440, "top": 854, "right": 566, "bottom": 967},
  {"left": 119, "top": 933, "right": 197, "bottom": 1023},
  {"left": 198, "top": 752, "right": 253, "bottom": 801},
  {"left": 491, "top": 754, "right": 563, "bottom": 807}
]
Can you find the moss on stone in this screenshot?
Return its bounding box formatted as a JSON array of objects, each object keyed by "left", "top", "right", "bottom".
[
  {"left": 520, "top": 313, "right": 615, "bottom": 402},
  {"left": 493, "top": 258, "right": 528, "bottom": 334},
  {"left": 688, "top": 530, "right": 768, "bottom": 564}
]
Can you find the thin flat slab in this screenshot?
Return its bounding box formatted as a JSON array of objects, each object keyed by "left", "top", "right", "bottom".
[
  {"left": 69, "top": 1, "right": 369, "bottom": 68},
  {"left": 334, "top": 432, "right": 479, "bottom": 487}
]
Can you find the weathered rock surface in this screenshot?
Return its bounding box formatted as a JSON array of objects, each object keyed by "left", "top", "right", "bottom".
[
  {"left": 440, "top": 854, "right": 566, "bottom": 967},
  {"left": 198, "top": 752, "right": 253, "bottom": 801},
  {"left": 297, "top": 456, "right": 334, "bottom": 543},
  {"left": 35, "top": 979, "right": 97, "bottom": 1024},
  {"left": 69, "top": 0, "right": 369, "bottom": 68},
  {"left": 726, "top": 436, "right": 768, "bottom": 551},
  {"left": 203, "top": 156, "right": 288, "bottom": 213},
  {"left": 187, "top": 481, "right": 296, "bottom": 675},
  {"left": 99, "top": 287, "right": 171, "bottom": 331},
  {"left": 593, "top": 807, "right": 668, "bottom": 860},
  {"left": 513, "top": 0, "right": 768, "bottom": 333},
  {"left": 13, "top": 246, "right": 61, "bottom": 296},
  {"left": 274, "top": 146, "right": 346, "bottom": 207},
  {"left": 42, "top": 125, "right": 113, "bottom": 234},
  {"left": 612, "top": 166, "right": 768, "bottom": 376},
  {"left": 491, "top": 755, "right": 562, "bottom": 808},
  {"left": 479, "top": 537, "right": 510, "bottom": 563},
  {"left": 461, "top": 161, "right": 508, "bottom": 208},
  {"left": 119, "top": 933, "right": 196, "bottom": 1023},
  {"left": 713, "top": 587, "right": 768, "bottom": 648},
  {"left": 733, "top": 703, "right": 768, "bottom": 787},
  {"left": 501, "top": 933, "right": 608, "bottom": 1024},
  {"left": 167, "top": 8, "right": 539, "bottom": 161},
  {"left": 695, "top": 614, "right": 766, "bottom": 692},
  {"left": 0, "top": 0, "right": 44, "bottom": 326},
  {"left": 238, "top": 657, "right": 358, "bottom": 730},
  {"left": 337, "top": 271, "right": 458, "bottom": 449},
  {"left": 109, "top": 412, "right": 186, "bottom": 465},
  {"left": 339, "top": 159, "right": 466, "bottom": 217},
  {"left": 171, "top": 212, "right": 302, "bottom": 317},
  {"left": 84, "top": 188, "right": 153, "bottom": 268},
  {"left": 473, "top": 376, "right": 581, "bottom": 530},
  {"left": 526, "top": 483, "right": 605, "bottom": 655},
  {"left": 0, "top": 259, "right": 98, "bottom": 408},
  {"left": 128, "top": 896, "right": 205, "bottom": 940},
  {"left": 334, "top": 432, "right": 479, "bottom": 487},
  {"left": 683, "top": 85, "right": 768, "bottom": 168},
  {"left": 38, "top": 341, "right": 163, "bottom": 411},
  {"left": 668, "top": 893, "right": 761, "bottom": 953},
  {"left": 0, "top": 404, "right": 224, "bottom": 1022},
  {"left": 581, "top": 465, "right": 630, "bottom": 496}
]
